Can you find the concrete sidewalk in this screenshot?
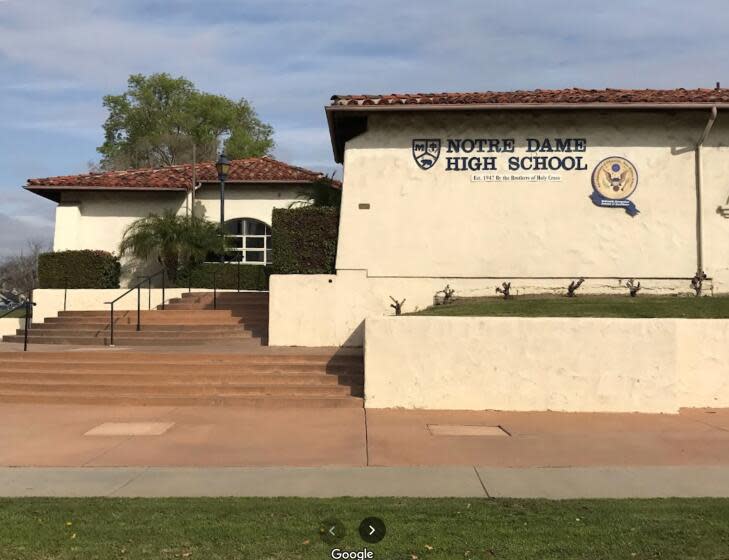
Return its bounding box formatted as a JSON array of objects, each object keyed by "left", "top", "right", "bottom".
[
  {"left": 3, "top": 466, "right": 729, "bottom": 498},
  {"left": 3, "top": 405, "right": 729, "bottom": 468}
]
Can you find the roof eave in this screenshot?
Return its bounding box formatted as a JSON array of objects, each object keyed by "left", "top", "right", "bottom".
[
  {"left": 328, "top": 101, "right": 729, "bottom": 112},
  {"left": 326, "top": 102, "right": 724, "bottom": 165},
  {"left": 24, "top": 185, "right": 188, "bottom": 203},
  {"left": 326, "top": 107, "right": 343, "bottom": 164},
  {"left": 25, "top": 179, "right": 333, "bottom": 201}
]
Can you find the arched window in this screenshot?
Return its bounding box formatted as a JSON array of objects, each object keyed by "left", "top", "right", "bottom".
[{"left": 224, "top": 218, "right": 272, "bottom": 264}]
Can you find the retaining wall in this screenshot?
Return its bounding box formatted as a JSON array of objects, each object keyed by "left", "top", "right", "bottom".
[{"left": 364, "top": 316, "right": 729, "bottom": 413}]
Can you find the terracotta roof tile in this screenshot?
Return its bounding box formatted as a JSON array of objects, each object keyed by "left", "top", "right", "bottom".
[
  {"left": 27, "top": 157, "right": 338, "bottom": 190},
  {"left": 330, "top": 88, "right": 729, "bottom": 107}
]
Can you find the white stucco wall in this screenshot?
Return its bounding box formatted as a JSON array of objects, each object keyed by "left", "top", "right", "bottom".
[
  {"left": 0, "top": 318, "right": 24, "bottom": 337},
  {"left": 336, "top": 111, "right": 729, "bottom": 283},
  {"left": 54, "top": 191, "right": 184, "bottom": 254},
  {"left": 268, "top": 271, "right": 699, "bottom": 347},
  {"left": 270, "top": 109, "right": 729, "bottom": 347},
  {"left": 51, "top": 183, "right": 305, "bottom": 286},
  {"left": 364, "top": 316, "right": 729, "bottom": 413},
  {"left": 193, "top": 183, "right": 303, "bottom": 226}
]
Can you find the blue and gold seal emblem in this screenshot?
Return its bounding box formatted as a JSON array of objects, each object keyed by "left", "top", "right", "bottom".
[{"left": 590, "top": 156, "right": 639, "bottom": 216}]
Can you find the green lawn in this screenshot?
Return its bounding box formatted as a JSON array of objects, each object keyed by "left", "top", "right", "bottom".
[
  {"left": 411, "top": 294, "right": 729, "bottom": 318},
  {"left": 2, "top": 498, "right": 729, "bottom": 559}
]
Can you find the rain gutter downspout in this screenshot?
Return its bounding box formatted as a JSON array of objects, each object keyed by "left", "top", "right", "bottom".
[{"left": 695, "top": 106, "right": 718, "bottom": 275}]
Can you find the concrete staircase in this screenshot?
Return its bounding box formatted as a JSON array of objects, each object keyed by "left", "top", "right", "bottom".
[
  {"left": 0, "top": 350, "right": 364, "bottom": 408},
  {"left": 2, "top": 292, "right": 268, "bottom": 347}
]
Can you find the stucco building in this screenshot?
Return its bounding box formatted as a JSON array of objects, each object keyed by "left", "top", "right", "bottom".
[
  {"left": 270, "top": 88, "right": 729, "bottom": 346},
  {"left": 25, "top": 156, "right": 333, "bottom": 283}
]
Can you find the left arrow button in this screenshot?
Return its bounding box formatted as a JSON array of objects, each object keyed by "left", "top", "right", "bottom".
[{"left": 319, "top": 518, "right": 345, "bottom": 544}]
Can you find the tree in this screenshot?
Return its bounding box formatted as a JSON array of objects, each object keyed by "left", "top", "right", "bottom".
[
  {"left": 98, "top": 73, "right": 274, "bottom": 170},
  {"left": 0, "top": 241, "right": 46, "bottom": 295},
  {"left": 119, "top": 211, "right": 225, "bottom": 284}
]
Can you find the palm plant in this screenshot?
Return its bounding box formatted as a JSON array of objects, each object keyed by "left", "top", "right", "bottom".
[
  {"left": 288, "top": 176, "right": 341, "bottom": 209},
  {"left": 119, "top": 211, "right": 225, "bottom": 284}
]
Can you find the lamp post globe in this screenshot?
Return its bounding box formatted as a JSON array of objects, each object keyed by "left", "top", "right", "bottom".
[
  {"left": 215, "top": 153, "right": 231, "bottom": 182},
  {"left": 215, "top": 153, "right": 231, "bottom": 262}
]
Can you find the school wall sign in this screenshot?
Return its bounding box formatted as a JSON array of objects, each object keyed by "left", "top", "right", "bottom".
[{"left": 414, "top": 137, "right": 589, "bottom": 172}]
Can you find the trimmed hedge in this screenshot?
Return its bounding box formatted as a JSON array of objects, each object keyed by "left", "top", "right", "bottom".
[
  {"left": 38, "top": 250, "right": 121, "bottom": 289},
  {"left": 178, "top": 263, "right": 271, "bottom": 290},
  {"left": 271, "top": 207, "right": 339, "bottom": 274}
]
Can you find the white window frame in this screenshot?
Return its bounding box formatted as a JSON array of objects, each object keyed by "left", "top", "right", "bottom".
[{"left": 222, "top": 218, "right": 272, "bottom": 265}]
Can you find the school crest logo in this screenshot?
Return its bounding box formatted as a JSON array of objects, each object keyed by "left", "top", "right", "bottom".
[
  {"left": 412, "top": 139, "right": 441, "bottom": 170},
  {"left": 590, "top": 156, "right": 639, "bottom": 216}
]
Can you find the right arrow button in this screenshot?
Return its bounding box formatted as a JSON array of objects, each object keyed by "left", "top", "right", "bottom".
[{"left": 358, "top": 517, "right": 386, "bottom": 543}]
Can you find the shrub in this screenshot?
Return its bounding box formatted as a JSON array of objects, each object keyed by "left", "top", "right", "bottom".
[
  {"left": 271, "top": 207, "right": 339, "bottom": 274},
  {"left": 38, "top": 250, "right": 121, "bottom": 288},
  {"left": 177, "top": 263, "right": 271, "bottom": 290}
]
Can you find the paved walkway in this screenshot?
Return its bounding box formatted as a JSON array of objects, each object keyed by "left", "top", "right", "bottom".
[
  {"left": 3, "top": 466, "right": 729, "bottom": 498},
  {"left": 2, "top": 404, "right": 729, "bottom": 468}
]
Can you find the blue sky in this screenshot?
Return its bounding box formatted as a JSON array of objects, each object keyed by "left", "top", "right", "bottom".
[{"left": 1, "top": 0, "right": 729, "bottom": 255}]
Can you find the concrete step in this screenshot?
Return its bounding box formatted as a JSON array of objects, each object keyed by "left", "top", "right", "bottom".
[
  {"left": 0, "top": 381, "right": 363, "bottom": 397},
  {"left": 182, "top": 292, "right": 268, "bottom": 300},
  {"left": 167, "top": 296, "right": 268, "bottom": 304},
  {"left": 34, "top": 323, "right": 256, "bottom": 332},
  {"left": 0, "top": 370, "right": 363, "bottom": 385},
  {"left": 160, "top": 303, "right": 269, "bottom": 312},
  {"left": 43, "top": 317, "right": 249, "bottom": 326},
  {"left": 59, "top": 310, "right": 238, "bottom": 318},
  {"left": 0, "top": 392, "right": 364, "bottom": 408},
  {"left": 0, "top": 361, "right": 363, "bottom": 374},
  {"left": 2, "top": 335, "right": 261, "bottom": 346},
  {"left": 17, "top": 328, "right": 255, "bottom": 338},
  {"left": 0, "top": 348, "right": 364, "bottom": 407},
  {"left": 55, "top": 312, "right": 246, "bottom": 325},
  {"left": 0, "top": 350, "right": 363, "bottom": 364}
]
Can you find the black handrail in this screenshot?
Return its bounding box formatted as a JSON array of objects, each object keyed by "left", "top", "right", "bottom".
[
  {"left": 23, "top": 294, "right": 36, "bottom": 352},
  {"left": 63, "top": 276, "right": 69, "bottom": 311},
  {"left": 0, "top": 292, "right": 36, "bottom": 352},
  {"left": 213, "top": 270, "right": 217, "bottom": 310},
  {"left": 105, "top": 269, "right": 165, "bottom": 347}
]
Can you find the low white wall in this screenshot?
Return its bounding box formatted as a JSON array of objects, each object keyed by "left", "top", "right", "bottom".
[
  {"left": 0, "top": 318, "right": 24, "bottom": 337},
  {"left": 31, "top": 288, "right": 237, "bottom": 323},
  {"left": 364, "top": 316, "right": 729, "bottom": 413},
  {"left": 269, "top": 270, "right": 700, "bottom": 347}
]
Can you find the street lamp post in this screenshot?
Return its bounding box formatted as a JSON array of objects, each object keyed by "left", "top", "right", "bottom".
[{"left": 215, "top": 153, "right": 231, "bottom": 263}]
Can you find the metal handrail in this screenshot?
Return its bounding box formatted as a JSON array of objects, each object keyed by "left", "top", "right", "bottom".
[
  {"left": 0, "top": 292, "right": 36, "bottom": 352},
  {"left": 105, "top": 269, "right": 165, "bottom": 347}
]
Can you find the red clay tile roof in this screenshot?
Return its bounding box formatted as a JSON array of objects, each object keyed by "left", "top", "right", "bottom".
[
  {"left": 330, "top": 88, "right": 729, "bottom": 107},
  {"left": 27, "top": 157, "right": 337, "bottom": 191}
]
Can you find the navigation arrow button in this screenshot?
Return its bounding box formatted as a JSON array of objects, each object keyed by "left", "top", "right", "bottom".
[
  {"left": 319, "top": 518, "right": 345, "bottom": 544},
  {"left": 359, "top": 517, "right": 386, "bottom": 543}
]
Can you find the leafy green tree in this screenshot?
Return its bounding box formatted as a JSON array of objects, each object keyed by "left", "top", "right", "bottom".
[
  {"left": 99, "top": 73, "right": 274, "bottom": 170},
  {"left": 119, "top": 211, "right": 225, "bottom": 284}
]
